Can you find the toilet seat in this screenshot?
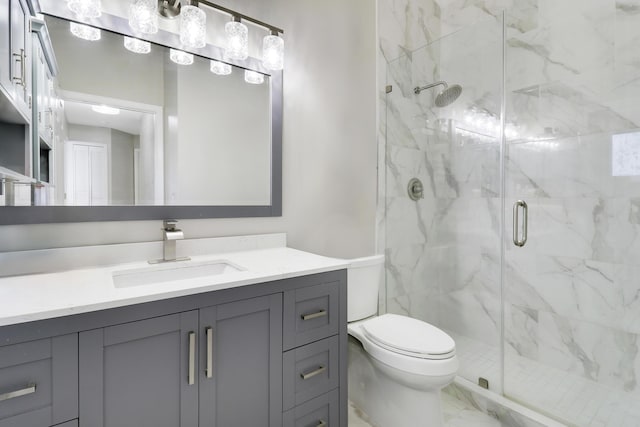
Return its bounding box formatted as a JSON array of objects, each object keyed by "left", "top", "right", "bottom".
[
  {"left": 361, "top": 314, "right": 455, "bottom": 360},
  {"left": 348, "top": 314, "right": 458, "bottom": 377}
]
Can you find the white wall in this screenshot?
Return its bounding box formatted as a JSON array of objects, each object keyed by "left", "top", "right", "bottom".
[{"left": 0, "top": 0, "right": 377, "bottom": 259}]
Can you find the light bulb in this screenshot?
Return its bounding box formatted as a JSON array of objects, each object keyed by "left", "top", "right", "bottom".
[
  {"left": 124, "top": 37, "right": 151, "bottom": 54},
  {"left": 129, "top": 0, "right": 158, "bottom": 35},
  {"left": 225, "top": 20, "right": 248, "bottom": 60},
  {"left": 262, "top": 34, "right": 284, "bottom": 70},
  {"left": 210, "top": 60, "right": 232, "bottom": 75},
  {"left": 180, "top": 5, "right": 206, "bottom": 49},
  {"left": 244, "top": 70, "right": 264, "bottom": 85},
  {"left": 170, "top": 49, "right": 194, "bottom": 65},
  {"left": 68, "top": 0, "right": 101, "bottom": 18},
  {"left": 70, "top": 22, "right": 101, "bottom": 41}
]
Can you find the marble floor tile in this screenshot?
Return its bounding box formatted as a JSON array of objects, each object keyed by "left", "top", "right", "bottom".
[{"left": 348, "top": 393, "right": 502, "bottom": 427}]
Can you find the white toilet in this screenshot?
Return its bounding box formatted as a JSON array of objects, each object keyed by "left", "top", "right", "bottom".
[{"left": 347, "top": 255, "right": 458, "bottom": 427}]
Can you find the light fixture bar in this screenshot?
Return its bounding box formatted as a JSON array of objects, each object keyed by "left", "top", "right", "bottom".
[{"left": 196, "top": 0, "right": 283, "bottom": 35}]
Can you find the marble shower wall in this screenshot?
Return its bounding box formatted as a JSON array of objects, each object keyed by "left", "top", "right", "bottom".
[
  {"left": 378, "top": 0, "right": 640, "bottom": 411},
  {"left": 381, "top": 8, "right": 505, "bottom": 389}
]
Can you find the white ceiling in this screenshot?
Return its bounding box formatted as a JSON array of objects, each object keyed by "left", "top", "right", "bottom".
[{"left": 63, "top": 100, "right": 146, "bottom": 135}]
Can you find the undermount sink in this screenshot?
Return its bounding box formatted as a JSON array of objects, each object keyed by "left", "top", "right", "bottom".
[{"left": 112, "top": 260, "right": 245, "bottom": 288}]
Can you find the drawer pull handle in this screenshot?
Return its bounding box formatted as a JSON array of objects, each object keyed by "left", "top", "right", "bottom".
[
  {"left": 0, "top": 384, "right": 36, "bottom": 402},
  {"left": 301, "top": 310, "right": 327, "bottom": 321},
  {"left": 206, "top": 327, "right": 213, "bottom": 379},
  {"left": 300, "top": 365, "right": 326, "bottom": 380},
  {"left": 188, "top": 331, "right": 196, "bottom": 385},
  {"left": 316, "top": 421, "right": 327, "bottom": 427}
]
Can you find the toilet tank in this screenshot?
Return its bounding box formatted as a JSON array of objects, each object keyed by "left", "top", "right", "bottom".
[{"left": 348, "top": 255, "right": 385, "bottom": 322}]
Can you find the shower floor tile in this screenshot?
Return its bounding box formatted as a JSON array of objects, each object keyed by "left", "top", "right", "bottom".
[{"left": 447, "top": 331, "right": 640, "bottom": 427}]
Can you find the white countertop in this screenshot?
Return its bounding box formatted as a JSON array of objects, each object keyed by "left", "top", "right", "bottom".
[{"left": 0, "top": 245, "right": 350, "bottom": 327}]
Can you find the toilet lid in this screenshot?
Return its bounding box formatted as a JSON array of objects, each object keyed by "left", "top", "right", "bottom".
[{"left": 361, "top": 314, "right": 455, "bottom": 360}]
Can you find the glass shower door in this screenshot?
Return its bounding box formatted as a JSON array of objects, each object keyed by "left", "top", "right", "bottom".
[
  {"left": 383, "top": 15, "right": 505, "bottom": 393},
  {"left": 503, "top": 3, "right": 640, "bottom": 424}
]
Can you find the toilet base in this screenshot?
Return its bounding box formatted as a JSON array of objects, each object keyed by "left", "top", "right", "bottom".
[{"left": 348, "top": 336, "right": 452, "bottom": 427}]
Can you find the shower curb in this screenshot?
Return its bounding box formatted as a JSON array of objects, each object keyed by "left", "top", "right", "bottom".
[{"left": 444, "top": 377, "right": 569, "bottom": 427}]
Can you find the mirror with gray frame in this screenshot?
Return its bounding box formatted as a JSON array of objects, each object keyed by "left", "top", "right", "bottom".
[{"left": 0, "top": 2, "right": 282, "bottom": 224}]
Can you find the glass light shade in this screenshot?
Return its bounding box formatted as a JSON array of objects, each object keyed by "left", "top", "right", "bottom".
[
  {"left": 170, "top": 49, "right": 194, "bottom": 65},
  {"left": 68, "top": 0, "right": 101, "bottom": 18},
  {"left": 69, "top": 22, "right": 101, "bottom": 41},
  {"left": 224, "top": 21, "right": 248, "bottom": 60},
  {"left": 210, "top": 60, "right": 232, "bottom": 75},
  {"left": 244, "top": 70, "right": 264, "bottom": 85},
  {"left": 124, "top": 37, "right": 151, "bottom": 54},
  {"left": 180, "top": 5, "right": 206, "bottom": 49},
  {"left": 128, "top": 0, "right": 158, "bottom": 35},
  {"left": 262, "top": 34, "right": 284, "bottom": 70}
]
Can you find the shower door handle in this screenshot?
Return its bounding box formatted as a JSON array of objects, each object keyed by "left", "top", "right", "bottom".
[{"left": 513, "top": 200, "right": 528, "bottom": 247}]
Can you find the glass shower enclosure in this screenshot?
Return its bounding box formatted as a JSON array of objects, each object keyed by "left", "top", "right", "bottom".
[{"left": 383, "top": 6, "right": 640, "bottom": 425}]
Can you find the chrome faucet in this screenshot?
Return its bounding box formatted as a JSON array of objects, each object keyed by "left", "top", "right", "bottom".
[{"left": 150, "top": 220, "right": 190, "bottom": 264}]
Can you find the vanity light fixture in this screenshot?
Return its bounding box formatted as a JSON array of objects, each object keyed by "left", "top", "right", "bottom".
[
  {"left": 244, "top": 70, "right": 264, "bottom": 85},
  {"left": 126, "top": 0, "right": 284, "bottom": 69},
  {"left": 262, "top": 31, "right": 284, "bottom": 71},
  {"left": 170, "top": 48, "right": 194, "bottom": 65},
  {"left": 67, "top": 0, "right": 101, "bottom": 19},
  {"left": 224, "top": 17, "right": 248, "bottom": 60},
  {"left": 210, "top": 60, "right": 232, "bottom": 75},
  {"left": 92, "top": 105, "right": 120, "bottom": 115},
  {"left": 180, "top": 3, "right": 207, "bottom": 49},
  {"left": 69, "top": 22, "right": 101, "bottom": 41},
  {"left": 129, "top": 0, "right": 159, "bottom": 34},
  {"left": 124, "top": 36, "right": 151, "bottom": 54}
]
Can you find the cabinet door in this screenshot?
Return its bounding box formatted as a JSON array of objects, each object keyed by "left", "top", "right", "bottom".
[
  {"left": 79, "top": 312, "right": 199, "bottom": 427},
  {"left": 0, "top": 0, "right": 11, "bottom": 94},
  {"left": 199, "top": 294, "right": 283, "bottom": 427},
  {"left": 9, "top": 0, "right": 29, "bottom": 111}
]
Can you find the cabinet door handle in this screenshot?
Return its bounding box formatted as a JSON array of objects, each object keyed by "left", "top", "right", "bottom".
[
  {"left": 0, "top": 384, "right": 36, "bottom": 402},
  {"left": 205, "top": 327, "right": 213, "bottom": 379},
  {"left": 300, "top": 365, "right": 326, "bottom": 380},
  {"left": 188, "top": 331, "right": 196, "bottom": 385},
  {"left": 12, "top": 49, "right": 25, "bottom": 87},
  {"left": 301, "top": 309, "right": 327, "bottom": 321}
]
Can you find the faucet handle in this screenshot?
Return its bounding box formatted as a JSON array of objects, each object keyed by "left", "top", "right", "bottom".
[{"left": 163, "top": 219, "right": 179, "bottom": 231}]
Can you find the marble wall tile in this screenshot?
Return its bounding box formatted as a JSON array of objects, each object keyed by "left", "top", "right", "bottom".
[
  {"left": 505, "top": 304, "right": 539, "bottom": 360},
  {"left": 438, "top": 289, "right": 502, "bottom": 344},
  {"left": 378, "top": 0, "right": 442, "bottom": 63},
  {"left": 537, "top": 311, "right": 640, "bottom": 396}
]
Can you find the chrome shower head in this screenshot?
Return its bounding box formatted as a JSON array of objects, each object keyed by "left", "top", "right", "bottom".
[
  {"left": 414, "top": 81, "right": 463, "bottom": 107},
  {"left": 434, "top": 84, "right": 462, "bottom": 107}
]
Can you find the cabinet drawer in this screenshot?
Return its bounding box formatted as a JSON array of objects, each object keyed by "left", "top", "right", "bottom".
[
  {"left": 283, "top": 389, "right": 339, "bottom": 427},
  {"left": 283, "top": 336, "right": 339, "bottom": 411},
  {"left": 0, "top": 334, "right": 78, "bottom": 427},
  {"left": 284, "top": 281, "right": 340, "bottom": 350}
]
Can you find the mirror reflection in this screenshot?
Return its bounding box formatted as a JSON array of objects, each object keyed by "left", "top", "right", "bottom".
[{"left": 1, "top": 14, "right": 272, "bottom": 207}]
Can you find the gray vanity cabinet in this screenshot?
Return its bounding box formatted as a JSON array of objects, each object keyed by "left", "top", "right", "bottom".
[
  {"left": 0, "top": 269, "right": 347, "bottom": 427},
  {"left": 78, "top": 311, "right": 200, "bottom": 427},
  {"left": 0, "top": 334, "right": 78, "bottom": 427},
  {"left": 198, "top": 294, "right": 283, "bottom": 427}
]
